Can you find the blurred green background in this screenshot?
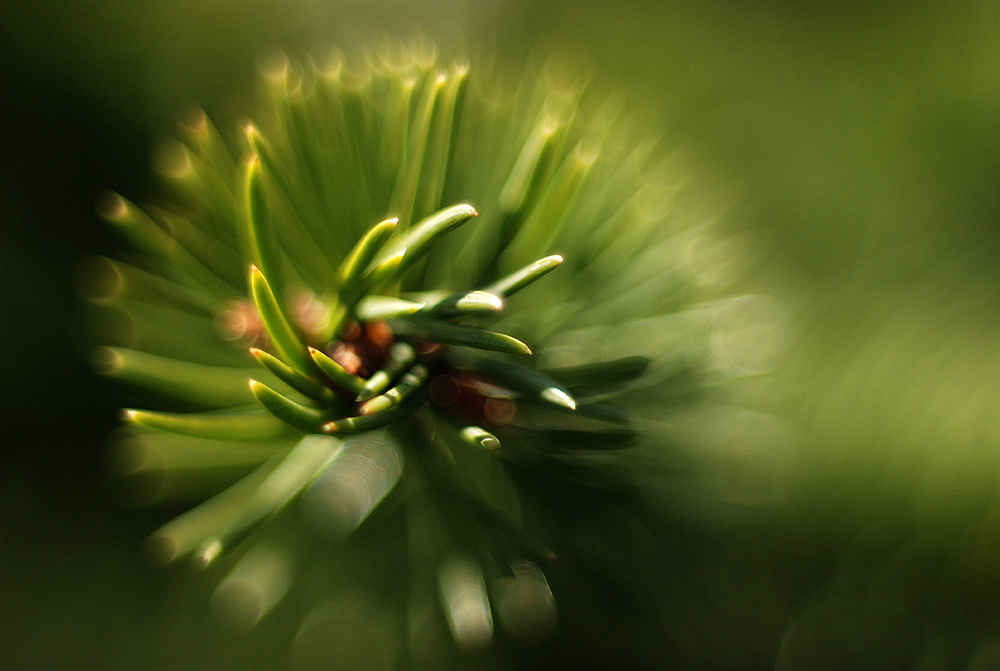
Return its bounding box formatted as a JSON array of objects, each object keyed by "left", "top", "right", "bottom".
[{"left": 2, "top": 0, "right": 1000, "bottom": 668}]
